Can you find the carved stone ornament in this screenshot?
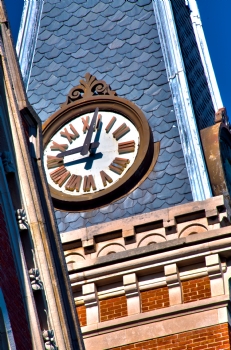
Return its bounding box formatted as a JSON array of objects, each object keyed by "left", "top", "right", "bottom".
[
  {"left": 16, "top": 209, "right": 28, "bottom": 230},
  {"left": 42, "top": 330, "right": 58, "bottom": 350},
  {"left": 29, "top": 268, "right": 43, "bottom": 291},
  {"left": 0, "top": 151, "right": 15, "bottom": 174},
  {"left": 63, "top": 72, "right": 116, "bottom": 105}
]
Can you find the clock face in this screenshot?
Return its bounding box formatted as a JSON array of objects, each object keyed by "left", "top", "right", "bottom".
[
  {"left": 42, "top": 93, "right": 154, "bottom": 211},
  {"left": 44, "top": 110, "right": 140, "bottom": 196}
]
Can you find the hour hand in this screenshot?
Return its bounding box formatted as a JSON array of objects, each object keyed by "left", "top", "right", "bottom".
[{"left": 56, "top": 141, "right": 99, "bottom": 158}]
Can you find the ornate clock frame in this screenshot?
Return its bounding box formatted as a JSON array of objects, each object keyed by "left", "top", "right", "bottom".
[{"left": 43, "top": 73, "right": 158, "bottom": 211}]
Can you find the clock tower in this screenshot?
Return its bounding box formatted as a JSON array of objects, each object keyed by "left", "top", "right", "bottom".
[{"left": 17, "top": 0, "right": 231, "bottom": 349}]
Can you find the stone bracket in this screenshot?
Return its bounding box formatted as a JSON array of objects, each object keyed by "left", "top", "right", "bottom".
[
  {"left": 165, "top": 263, "right": 182, "bottom": 306},
  {"left": 82, "top": 283, "right": 99, "bottom": 325},
  {"left": 206, "top": 254, "right": 224, "bottom": 296},
  {"left": 82, "top": 238, "right": 96, "bottom": 254},
  {"left": 123, "top": 273, "right": 140, "bottom": 315}
]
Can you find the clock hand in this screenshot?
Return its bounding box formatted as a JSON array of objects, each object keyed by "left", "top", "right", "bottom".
[
  {"left": 89, "top": 113, "right": 102, "bottom": 155},
  {"left": 81, "top": 107, "right": 99, "bottom": 156},
  {"left": 56, "top": 141, "right": 99, "bottom": 158}
]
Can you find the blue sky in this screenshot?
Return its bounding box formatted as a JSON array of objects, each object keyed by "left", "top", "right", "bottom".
[{"left": 4, "top": 0, "right": 231, "bottom": 115}]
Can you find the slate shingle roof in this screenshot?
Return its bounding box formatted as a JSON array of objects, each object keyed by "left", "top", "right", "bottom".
[{"left": 27, "top": 0, "right": 193, "bottom": 232}]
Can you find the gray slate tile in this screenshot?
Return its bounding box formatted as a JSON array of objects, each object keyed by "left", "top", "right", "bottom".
[{"left": 28, "top": 0, "right": 193, "bottom": 232}]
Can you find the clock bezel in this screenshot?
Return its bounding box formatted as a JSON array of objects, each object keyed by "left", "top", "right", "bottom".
[{"left": 43, "top": 95, "right": 153, "bottom": 211}]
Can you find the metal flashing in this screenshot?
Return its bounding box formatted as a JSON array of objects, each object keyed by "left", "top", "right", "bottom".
[
  {"left": 187, "top": 0, "right": 223, "bottom": 111},
  {"left": 16, "top": 0, "right": 44, "bottom": 89},
  {"left": 153, "top": 0, "right": 212, "bottom": 201}
]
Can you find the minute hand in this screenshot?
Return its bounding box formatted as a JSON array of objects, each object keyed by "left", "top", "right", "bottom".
[{"left": 81, "top": 107, "right": 99, "bottom": 156}]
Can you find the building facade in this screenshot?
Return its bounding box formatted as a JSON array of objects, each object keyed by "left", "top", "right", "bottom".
[
  {"left": 0, "top": 1, "right": 84, "bottom": 349},
  {"left": 17, "top": 0, "right": 231, "bottom": 349}
]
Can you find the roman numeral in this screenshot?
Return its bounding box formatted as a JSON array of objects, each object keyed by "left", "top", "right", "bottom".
[
  {"left": 95, "top": 114, "right": 102, "bottom": 130},
  {"left": 49, "top": 166, "right": 70, "bottom": 187},
  {"left": 83, "top": 175, "right": 96, "bottom": 192},
  {"left": 65, "top": 174, "right": 82, "bottom": 192},
  {"left": 109, "top": 157, "right": 130, "bottom": 175},
  {"left": 60, "top": 124, "right": 79, "bottom": 143},
  {"left": 82, "top": 116, "right": 90, "bottom": 133},
  {"left": 50, "top": 141, "right": 68, "bottom": 152},
  {"left": 112, "top": 123, "right": 130, "bottom": 140},
  {"left": 118, "top": 140, "right": 135, "bottom": 154},
  {"left": 100, "top": 170, "right": 113, "bottom": 187},
  {"left": 47, "top": 155, "right": 64, "bottom": 169},
  {"left": 105, "top": 116, "right": 116, "bottom": 133}
]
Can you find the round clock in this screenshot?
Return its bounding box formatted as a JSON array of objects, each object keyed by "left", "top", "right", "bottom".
[{"left": 42, "top": 74, "right": 154, "bottom": 211}]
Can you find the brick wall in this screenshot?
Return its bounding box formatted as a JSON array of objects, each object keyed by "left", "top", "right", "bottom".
[
  {"left": 100, "top": 295, "right": 128, "bottom": 322},
  {"left": 111, "top": 323, "right": 231, "bottom": 349},
  {"left": 182, "top": 276, "right": 211, "bottom": 303},
  {"left": 0, "top": 205, "right": 32, "bottom": 349},
  {"left": 76, "top": 305, "right": 87, "bottom": 327},
  {"left": 141, "top": 287, "right": 170, "bottom": 313}
]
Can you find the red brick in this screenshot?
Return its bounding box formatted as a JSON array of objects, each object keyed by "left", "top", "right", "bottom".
[
  {"left": 76, "top": 305, "right": 87, "bottom": 327},
  {"left": 100, "top": 295, "right": 128, "bottom": 322},
  {"left": 182, "top": 277, "right": 211, "bottom": 303},
  {"left": 141, "top": 287, "right": 170, "bottom": 313}
]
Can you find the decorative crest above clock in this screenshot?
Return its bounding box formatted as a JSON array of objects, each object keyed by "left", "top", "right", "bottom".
[{"left": 63, "top": 73, "right": 116, "bottom": 106}]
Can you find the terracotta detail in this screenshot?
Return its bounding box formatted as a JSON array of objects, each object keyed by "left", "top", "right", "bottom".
[{"left": 182, "top": 276, "right": 211, "bottom": 303}]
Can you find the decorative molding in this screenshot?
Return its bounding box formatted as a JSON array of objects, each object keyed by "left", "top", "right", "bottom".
[
  {"left": 187, "top": 0, "right": 223, "bottom": 111},
  {"left": 153, "top": 0, "right": 212, "bottom": 201},
  {"left": 0, "top": 161, "right": 43, "bottom": 348},
  {"left": 0, "top": 151, "right": 15, "bottom": 173},
  {"left": 16, "top": 209, "right": 28, "bottom": 230},
  {"left": 63, "top": 73, "right": 116, "bottom": 106},
  {"left": 43, "top": 330, "right": 58, "bottom": 350},
  {"left": 16, "top": 0, "right": 44, "bottom": 89},
  {"left": 29, "top": 268, "right": 43, "bottom": 291}
]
